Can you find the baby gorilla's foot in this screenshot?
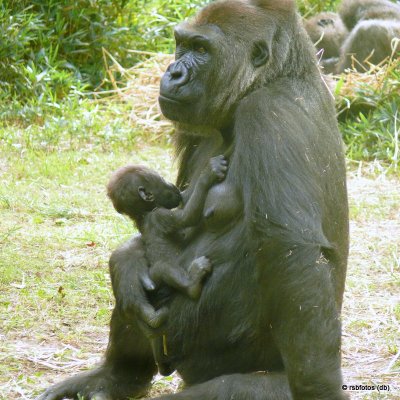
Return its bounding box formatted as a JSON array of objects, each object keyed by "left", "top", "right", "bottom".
[{"left": 186, "top": 256, "right": 212, "bottom": 299}]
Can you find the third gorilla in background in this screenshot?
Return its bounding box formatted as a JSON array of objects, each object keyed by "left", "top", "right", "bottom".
[
  {"left": 337, "top": 0, "right": 400, "bottom": 71},
  {"left": 304, "top": 12, "right": 349, "bottom": 73}
]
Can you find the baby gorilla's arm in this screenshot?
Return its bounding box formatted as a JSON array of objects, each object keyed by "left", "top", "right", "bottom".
[
  {"left": 148, "top": 155, "right": 227, "bottom": 234},
  {"left": 144, "top": 155, "right": 227, "bottom": 299},
  {"left": 173, "top": 155, "right": 227, "bottom": 227}
]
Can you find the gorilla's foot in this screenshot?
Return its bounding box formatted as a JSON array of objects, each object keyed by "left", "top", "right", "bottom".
[
  {"left": 37, "top": 366, "right": 150, "bottom": 400},
  {"left": 187, "top": 256, "right": 212, "bottom": 299}
]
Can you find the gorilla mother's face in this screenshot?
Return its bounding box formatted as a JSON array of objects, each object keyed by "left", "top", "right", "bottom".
[
  {"left": 159, "top": 2, "right": 275, "bottom": 129},
  {"left": 159, "top": 23, "right": 224, "bottom": 126}
]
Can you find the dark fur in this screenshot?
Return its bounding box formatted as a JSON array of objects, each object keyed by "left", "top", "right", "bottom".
[
  {"left": 106, "top": 164, "right": 224, "bottom": 300},
  {"left": 38, "top": 1, "right": 349, "bottom": 399},
  {"left": 106, "top": 163, "right": 225, "bottom": 375},
  {"left": 304, "top": 12, "right": 349, "bottom": 73},
  {"left": 337, "top": 0, "right": 400, "bottom": 71}
]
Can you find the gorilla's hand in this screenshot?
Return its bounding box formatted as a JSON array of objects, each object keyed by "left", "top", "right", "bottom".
[
  {"left": 202, "top": 154, "right": 228, "bottom": 185},
  {"left": 109, "top": 236, "right": 168, "bottom": 331}
]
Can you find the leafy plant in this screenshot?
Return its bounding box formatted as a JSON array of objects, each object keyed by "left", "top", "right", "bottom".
[
  {"left": 337, "top": 59, "right": 400, "bottom": 167},
  {"left": 0, "top": 1, "right": 137, "bottom": 107}
]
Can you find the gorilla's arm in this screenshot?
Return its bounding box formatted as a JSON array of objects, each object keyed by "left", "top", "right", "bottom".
[
  {"left": 149, "top": 155, "right": 227, "bottom": 233},
  {"left": 109, "top": 235, "right": 168, "bottom": 328},
  {"left": 230, "top": 85, "right": 346, "bottom": 399},
  {"left": 231, "top": 84, "right": 337, "bottom": 248}
]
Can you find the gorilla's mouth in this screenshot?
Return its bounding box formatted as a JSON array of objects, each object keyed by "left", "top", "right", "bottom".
[{"left": 159, "top": 94, "right": 182, "bottom": 104}]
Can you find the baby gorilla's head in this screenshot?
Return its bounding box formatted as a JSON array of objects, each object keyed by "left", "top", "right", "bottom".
[{"left": 107, "top": 165, "right": 182, "bottom": 221}]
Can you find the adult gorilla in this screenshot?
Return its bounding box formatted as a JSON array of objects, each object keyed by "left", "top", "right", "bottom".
[
  {"left": 39, "top": 0, "right": 349, "bottom": 399},
  {"left": 304, "top": 12, "right": 349, "bottom": 73},
  {"left": 337, "top": 0, "right": 400, "bottom": 72}
]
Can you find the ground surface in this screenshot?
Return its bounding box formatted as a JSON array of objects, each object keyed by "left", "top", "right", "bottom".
[{"left": 0, "top": 138, "right": 399, "bottom": 399}]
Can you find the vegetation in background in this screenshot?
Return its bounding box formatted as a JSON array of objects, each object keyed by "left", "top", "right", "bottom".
[
  {"left": 297, "top": 0, "right": 340, "bottom": 15},
  {"left": 0, "top": 1, "right": 399, "bottom": 398},
  {"left": 0, "top": 0, "right": 399, "bottom": 167},
  {"left": 336, "top": 58, "right": 400, "bottom": 166},
  {"left": 341, "top": 100, "right": 399, "bottom": 164},
  {"left": 128, "top": 0, "right": 211, "bottom": 53},
  {"left": 0, "top": 0, "right": 210, "bottom": 115}
]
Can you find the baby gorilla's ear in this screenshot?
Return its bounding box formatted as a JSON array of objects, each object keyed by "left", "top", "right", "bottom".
[{"left": 138, "top": 186, "right": 155, "bottom": 202}]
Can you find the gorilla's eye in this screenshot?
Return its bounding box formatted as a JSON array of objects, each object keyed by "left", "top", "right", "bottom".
[
  {"left": 317, "top": 18, "right": 334, "bottom": 27},
  {"left": 193, "top": 43, "right": 207, "bottom": 54}
]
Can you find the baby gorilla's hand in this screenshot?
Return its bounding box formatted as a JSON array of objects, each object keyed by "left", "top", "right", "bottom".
[
  {"left": 109, "top": 236, "right": 168, "bottom": 332},
  {"left": 208, "top": 155, "right": 228, "bottom": 183}
]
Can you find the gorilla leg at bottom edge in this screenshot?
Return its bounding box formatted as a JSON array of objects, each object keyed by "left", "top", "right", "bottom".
[{"left": 148, "top": 373, "right": 292, "bottom": 400}]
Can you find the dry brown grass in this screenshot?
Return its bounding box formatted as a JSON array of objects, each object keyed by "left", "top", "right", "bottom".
[
  {"left": 334, "top": 56, "right": 400, "bottom": 119},
  {"left": 336, "top": 57, "right": 400, "bottom": 98},
  {"left": 97, "top": 50, "right": 174, "bottom": 136},
  {"left": 342, "top": 166, "right": 400, "bottom": 399},
  {"left": 1, "top": 53, "right": 399, "bottom": 400},
  {"left": 2, "top": 166, "right": 398, "bottom": 400}
]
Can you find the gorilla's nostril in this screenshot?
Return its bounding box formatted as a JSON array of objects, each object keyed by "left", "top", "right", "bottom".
[
  {"left": 168, "top": 62, "right": 189, "bottom": 86},
  {"left": 171, "top": 70, "right": 183, "bottom": 79}
]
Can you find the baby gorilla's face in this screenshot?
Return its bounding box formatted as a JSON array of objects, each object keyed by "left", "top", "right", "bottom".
[{"left": 153, "top": 179, "right": 182, "bottom": 209}]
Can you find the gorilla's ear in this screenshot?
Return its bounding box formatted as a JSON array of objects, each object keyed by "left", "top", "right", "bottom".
[
  {"left": 138, "top": 186, "right": 155, "bottom": 202},
  {"left": 252, "top": 40, "right": 269, "bottom": 67}
]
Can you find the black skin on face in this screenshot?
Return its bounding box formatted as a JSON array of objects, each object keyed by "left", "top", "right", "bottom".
[
  {"left": 37, "top": 0, "right": 349, "bottom": 399},
  {"left": 159, "top": 24, "right": 222, "bottom": 125}
]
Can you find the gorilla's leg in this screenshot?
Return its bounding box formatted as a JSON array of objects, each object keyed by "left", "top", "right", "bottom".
[
  {"left": 38, "top": 308, "right": 156, "bottom": 400},
  {"left": 266, "top": 244, "right": 347, "bottom": 400},
  {"left": 147, "top": 244, "right": 347, "bottom": 400},
  {"left": 148, "top": 373, "right": 292, "bottom": 400}
]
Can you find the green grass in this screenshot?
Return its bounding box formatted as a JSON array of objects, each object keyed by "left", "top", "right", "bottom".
[
  {"left": 0, "top": 100, "right": 179, "bottom": 398},
  {"left": 0, "top": 0, "right": 211, "bottom": 122},
  {"left": 0, "top": 1, "right": 399, "bottom": 398},
  {"left": 336, "top": 59, "right": 400, "bottom": 168},
  {"left": 0, "top": 98, "right": 399, "bottom": 399}
]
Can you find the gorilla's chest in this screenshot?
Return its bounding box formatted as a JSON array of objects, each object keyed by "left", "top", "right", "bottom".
[{"left": 203, "top": 181, "right": 243, "bottom": 232}]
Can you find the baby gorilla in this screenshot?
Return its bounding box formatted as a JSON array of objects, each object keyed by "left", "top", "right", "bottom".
[
  {"left": 107, "top": 156, "right": 227, "bottom": 300},
  {"left": 107, "top": 156, "right": 227, "bottom": 375}
]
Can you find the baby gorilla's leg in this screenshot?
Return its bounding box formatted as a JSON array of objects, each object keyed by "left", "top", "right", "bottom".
[
  {"left": 148, "top": 257, "right": 211, "bottom": 377},
  {"left": 149, "top": 257, "right": 211, "bottom": 300}
]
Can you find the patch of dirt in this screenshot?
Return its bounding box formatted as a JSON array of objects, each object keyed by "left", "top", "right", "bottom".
[{"left": 1, "top": 172, "right": 399, "bottom": 399}]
